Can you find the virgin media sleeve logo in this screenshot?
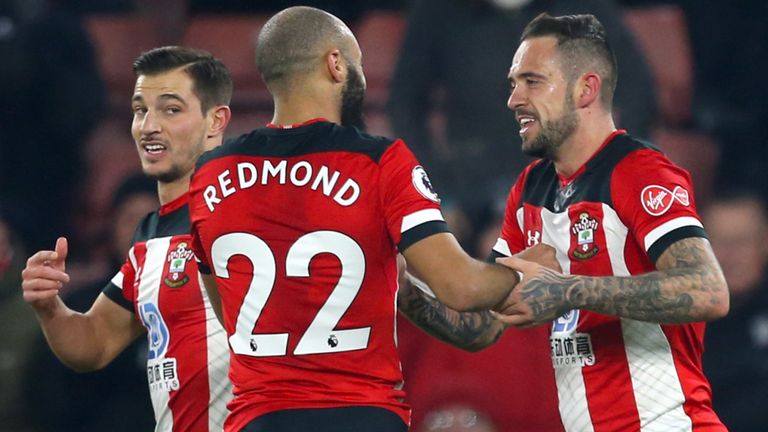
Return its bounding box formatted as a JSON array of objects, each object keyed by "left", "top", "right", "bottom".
[{"left": 640, "top": 185, "right": 690, "bottom": 216}]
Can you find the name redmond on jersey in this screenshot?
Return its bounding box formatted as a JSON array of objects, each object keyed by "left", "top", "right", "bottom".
[{"left": 202, "top": 160, "right": 361, "bottom": 212}]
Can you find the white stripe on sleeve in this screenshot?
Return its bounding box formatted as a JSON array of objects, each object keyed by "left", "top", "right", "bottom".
[
  {"left": 643, "top": 217, "right": 703, "bottom": 251},
  {"left": 400, "top": 208, "right": 445, "bottom": 233}
]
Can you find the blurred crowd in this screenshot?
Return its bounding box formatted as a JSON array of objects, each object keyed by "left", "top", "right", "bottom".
[{"left": 1, "top": 0, "right": 767, "bottom": 431}]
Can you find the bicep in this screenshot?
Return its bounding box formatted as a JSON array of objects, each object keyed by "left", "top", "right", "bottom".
[
  {"left": 654, "top": 236, "right": 729, "bottom": 319},
  {"left": 87, "top": 293, "right": 144, "bottom": 366},
  {"left": 654, "top": 236, "right": 720, "bottom": 272},
  {"left": 402, "top": 232, "right": 472, "bottom": 287}
]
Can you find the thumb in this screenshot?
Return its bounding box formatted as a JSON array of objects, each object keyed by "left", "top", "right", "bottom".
[{"left": 53, "top": 237, "right": 68, "bottom": 271}]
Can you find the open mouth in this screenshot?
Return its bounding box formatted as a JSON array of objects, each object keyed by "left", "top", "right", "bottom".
[
  {"left": 142, "top": 142, "right": 167, "bottom": 156},
  {"left": 518, "top": 116, "right": 537, "bottom": 135}
]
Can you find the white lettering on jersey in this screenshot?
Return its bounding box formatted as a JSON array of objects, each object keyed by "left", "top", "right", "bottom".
[
  {"left": 640, "top": 185, "right": 690, "bottom": 216},
  {"left": 550, "top": 310, "right": 596, "bottom": 368},
  {"left": 203, "top": 160, "right": 361, "bottom": 212},
  {"left": 218, "top": 169, "right": 236, "bottom": 197},
  {"left": 238, "top": 162, "right": 258, "bottom": 188}
]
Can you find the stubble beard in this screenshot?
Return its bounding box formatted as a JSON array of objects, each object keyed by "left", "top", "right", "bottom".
[
  {"left": 522, "top": 92, "right": 579, "bottom": 160},
  {"left": 340, "top": 67, "right": 366, "bottom": 130}
]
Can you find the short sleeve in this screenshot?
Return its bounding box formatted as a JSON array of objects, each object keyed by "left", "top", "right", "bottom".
[
  {"left": 102, "top": 248, "right": 137, "bottom": 312},
  {"left": 611, "top": 149, "right": 707, "bottom": 263},
  {"left": 188, "top": 169, "right": 212, "bottom": 275},
  {"left": 490, "top": 163, "right": 536, "bottom": 260},
  {"left": 379, "top": 139, "right": 449, "bottom": 252}
]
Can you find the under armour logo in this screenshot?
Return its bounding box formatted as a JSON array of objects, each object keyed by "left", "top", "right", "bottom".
[{"left": 527, "top": 230, "right": 541, "bottom": 246}]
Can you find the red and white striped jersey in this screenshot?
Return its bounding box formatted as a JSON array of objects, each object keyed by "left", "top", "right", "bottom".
[
  {"left": 188, "top": 120, "right": 448, "bottom": 431},
  {"left": 104, "top": 193, "right": 231, "bottom": 432},
  {"left": 492, "top": 131, "right": 726, "bottom": 432}
]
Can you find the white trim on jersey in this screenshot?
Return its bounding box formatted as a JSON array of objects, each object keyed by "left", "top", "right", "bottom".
[
  {"left": 400, "top": 208, "right": 444, "bottom": 233},
  {"left": 621, "top": 320, "right": 692, "bottom": 431},
  {"left": 111, "top": 270, "right": 124, "bottom": 288},
  {"left": 643, "top": 216, "right": 703, "bottom": 252},
  {"left": 140, "top": 237, "right": 175, "bottom": 432},
  {"left": 602, "top": 204, "right": 631, "bottom": 277},
  {"left": 111, "top": 246, "right": 136, "bottom": 290},
  {"left": 492, "top": 238, "right": 512, "bottom": 257},
  {"left": 539, "top": 207, "right": 572, "bottom": 276},
  {"left": 538, "top": 206, "right": 588, "bottom": 430},
  {"left": 556, "top": 364, "right": 595, "bottom": 432},
  {"left": 129, "top": 245, "right": 138, "bottom": 272},
  {"left": 198, "top": 272, "right": 233, "bottom": 432}
]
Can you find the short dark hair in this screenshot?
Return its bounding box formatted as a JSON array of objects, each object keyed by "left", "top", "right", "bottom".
[
  {"left": 521, "top": 13, "right": 617, "bottom": 109},
  {"left": 256, "top": 6, "right": 354, "bottom": 90},
  {"left": 133, "top": 46, "right": 233, "bottom": 114}
]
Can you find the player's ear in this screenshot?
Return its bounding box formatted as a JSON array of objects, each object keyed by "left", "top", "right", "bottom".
[
  {"left": 576, "top": 72, "right": 601, "bottom": 109},
  {"left": 208, "top": 105, "right": 231, "bottom": 138},
  {"left": 325, "top": 49, "right": 345, "bottom": 84}
]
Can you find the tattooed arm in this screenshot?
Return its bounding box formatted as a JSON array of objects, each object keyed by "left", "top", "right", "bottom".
[
  {"left": 396, "top": 244, "right": 559, "bottom": 350},
  {"left": 496, "top": 237, "right": 729, "bottom": 327},
  {"left": 397, "top": 274, "right": 506, "bottom": 351}
]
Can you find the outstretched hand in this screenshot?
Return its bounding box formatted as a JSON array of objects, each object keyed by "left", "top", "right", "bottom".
[
  {"left": 492, "top": 254, "right": 573, "bottom": 328},
  {"left": 21, "top": 237, "right": 70, "bottom": 310}
]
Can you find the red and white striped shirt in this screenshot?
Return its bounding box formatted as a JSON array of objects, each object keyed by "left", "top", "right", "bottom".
[
  {"left": 492, "top": 131, "right": 726, "bottom": 432},
  {"left": 104, "top": 193, "right": 231, "bottom": 432}
]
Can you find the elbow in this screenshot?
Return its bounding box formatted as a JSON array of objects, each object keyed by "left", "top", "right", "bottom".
[
  {"left": 710, "top": 282, "right": 730, "bottom": 320},
  {"left": 434, "top": 282, "right": 478, "bottom": 312},
  {"left": 462, "top": 342, "right": 492, "bottom": 353},
  {"left": 701, "top": 277, "right": 730, "bottom": 321},
  {"left": 57, "top": 351, "right": 111, "bottom": 373},
  {"left": 64, "top": 359, "right": 104, "bottom": 373}
]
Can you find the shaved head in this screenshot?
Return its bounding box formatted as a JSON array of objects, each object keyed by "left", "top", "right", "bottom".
[{"left": 256, "top": 6, "right": 358, "bottom": 89}]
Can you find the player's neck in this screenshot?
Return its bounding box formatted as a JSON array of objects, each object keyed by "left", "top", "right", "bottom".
[
  {"left": 271, "top": 85, "right": 341, "bottom": 126},
  {"left": 553, "top": 114, "right": 616, "bottom": 178},
  {"left": 157, "top": 177, "right": 190, "bottom": 205}
]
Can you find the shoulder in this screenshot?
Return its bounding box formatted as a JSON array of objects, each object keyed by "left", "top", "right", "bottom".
[
  {"left": 131, "top": 210, "right": 159, "bottom": 244},
  {"left": 196, "top": 124, "right": 399, "bottom": 168},
  {"left": 327, "top": 124, "right": 399, "bottom": 164},
  {"left": 612, "top": 134, "right": 688, "bottom": 179},
  {"left": 196, "top": 131, "right": 265, "bottom": 170}
]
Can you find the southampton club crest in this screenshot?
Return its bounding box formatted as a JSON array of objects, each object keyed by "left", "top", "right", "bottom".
[
  {"left": 164, "top": 241, "right": 194, "bottom": 288},
  {"left": 571, "top": 212, "right": 599, "bottom": 260}
]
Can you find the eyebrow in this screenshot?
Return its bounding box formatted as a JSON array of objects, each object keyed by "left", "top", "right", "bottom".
[
  {"left": 509, "top": 71, "right": 548, "bottom": 81},
  {"left": 131, "top": 93, "right": 188, "bottom": 105},
  {"left": 158, "top": 93, "right": 188, "bottom": 105}
]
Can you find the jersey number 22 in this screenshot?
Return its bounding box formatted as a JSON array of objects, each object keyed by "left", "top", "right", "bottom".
[{"left": 211, "top": 231, "right": 370, "bottom": 357}]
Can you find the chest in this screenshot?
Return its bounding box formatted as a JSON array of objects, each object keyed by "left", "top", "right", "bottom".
[{"left": 131, "top": 235, "right": 205, "bottom": 325}]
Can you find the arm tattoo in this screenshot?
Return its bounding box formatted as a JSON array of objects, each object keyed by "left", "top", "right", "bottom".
[
  {"left": 519, "top": 237, "right": 727, "bottom": 323},
  {"left": 398, "top": 281, "right": 505, "bottom": 351}
]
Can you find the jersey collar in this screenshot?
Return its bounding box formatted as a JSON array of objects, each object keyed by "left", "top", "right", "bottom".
[
  {"left": 557, "top": 129, "right": 626, "bottom": 186},
  {"left": 266, "top": 118, "right": 329, "bottom": 129},
  {"left": 159, "top": 191, "right": 188, "bottom": 216}
]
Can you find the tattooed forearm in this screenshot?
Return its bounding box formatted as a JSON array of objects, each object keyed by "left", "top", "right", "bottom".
[
  {"left": 398, "top": 280, "right": 505, "bottom": 351},
  {"left": 518, "top": 237, "right": 728, "bottom": 323}
]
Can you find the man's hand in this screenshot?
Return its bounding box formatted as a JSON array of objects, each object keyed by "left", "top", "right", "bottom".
[
  {"left": 514, "top": 243, "right": 561, "bottom": 272},
  {"left": 492, "top": 254, "right": 573, "bottom": 328},
  {"left": 21, "top": 237, "right": 70, "bottom": 311}
]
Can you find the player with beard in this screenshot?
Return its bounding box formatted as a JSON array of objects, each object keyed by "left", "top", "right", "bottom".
[
  {"left": 186, "top": 6, "right": 542, "bottom": 432},
  {"left": 397, "top": 13, "right": 730, "bottom": 432},
  {"left": 21, "top": 47, "right": 233, "bottom": 431}
]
